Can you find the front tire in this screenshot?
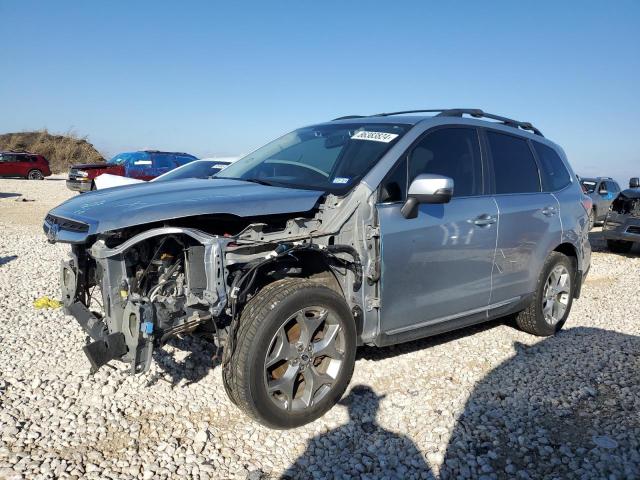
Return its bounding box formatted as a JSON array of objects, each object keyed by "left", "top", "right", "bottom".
[
  {"left": 224, "top": 279, "right": 356, "bottom": 429},
  {"left": 27, "top": 169, "right": 44, "bottom": 180},
  {"left": 607, "top": 239, "right": 633, "bottom": 254},
  {"left": 515, "top": 252, "right": 575, "bottom": 336}
]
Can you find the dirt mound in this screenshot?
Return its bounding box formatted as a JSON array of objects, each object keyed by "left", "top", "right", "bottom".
[{"left": 0, "top": 130, "right": 104, "bottom": 173}]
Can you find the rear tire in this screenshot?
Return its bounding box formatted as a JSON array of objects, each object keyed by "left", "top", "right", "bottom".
[
  {"left": 607, "top": 239, "right": 633, "bottom": 254},
  {"left": 223, "top": 279, "right": 356, "bottom": 429},
  {"left": 27, "top": 169, "right": 44, "bottom": 180},
  {"left": 515, "top": 252, "right": 575, "bottom": 336}
]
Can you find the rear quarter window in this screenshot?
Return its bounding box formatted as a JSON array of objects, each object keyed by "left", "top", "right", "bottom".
[{"left": 532, "top": 142, "right": 572, "bottom": 192}]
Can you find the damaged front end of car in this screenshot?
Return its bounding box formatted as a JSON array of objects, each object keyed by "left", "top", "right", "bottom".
[
  {"left": 43, "top": 179, "right": 369, "bottom": 375},
  {"left": 57, "top": 225, "right": 230, "bottom": 373},
  {"left": 603, "top": 189, "right": 640, "bottom": 243}
]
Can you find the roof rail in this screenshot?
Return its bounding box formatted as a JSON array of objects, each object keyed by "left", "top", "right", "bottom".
[
  {"left": 346, "top": 108, "right": 544, "bottom": 137},
  {"left": 438, "top": 109, "right": 543, "bottom": 137}
]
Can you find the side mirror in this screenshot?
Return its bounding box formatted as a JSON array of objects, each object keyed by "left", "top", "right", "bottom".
[
  {"left": 599, "top": 188, "right": 608, "bottom": 196},
  {"left": 630, "top": 177, "right": 640, "bottom": 189},
  {"left": 401, "top": 174, "right": 453, "bottom": 219}
]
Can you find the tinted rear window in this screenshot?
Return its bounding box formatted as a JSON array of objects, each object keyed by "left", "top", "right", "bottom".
[
  {"left": 487, "top": 131, "right": 540, "bottom": 194},
  {"left": 532, "top": 142, "right": 572, "bottom": 192}
]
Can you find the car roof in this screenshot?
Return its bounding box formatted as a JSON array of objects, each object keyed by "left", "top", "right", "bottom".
[{"left": 0, "top": 150, "right": 36, "bottom": 155}]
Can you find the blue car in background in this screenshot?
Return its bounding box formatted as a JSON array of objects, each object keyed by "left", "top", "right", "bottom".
[{"left": 66, "top": 150, "right": 198, "bottom": 192}]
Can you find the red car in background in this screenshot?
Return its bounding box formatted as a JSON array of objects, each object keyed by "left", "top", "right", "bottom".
[
  {"left": 0, "top": 151, "right": 52, "bottom": 180},
  {"left": 66, "top": 150, "right": 198, "bottom": 192}
]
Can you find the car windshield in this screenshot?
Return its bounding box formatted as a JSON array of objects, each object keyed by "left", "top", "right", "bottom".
[
  {"left": 217, "top": 123, "right": 410, "bottom": 192},
  {"left": 155, "top": 160, "right": 230, "bottom": 182},
  {"left": 581, "top": 180, "right": 597, "bottom": 193}
]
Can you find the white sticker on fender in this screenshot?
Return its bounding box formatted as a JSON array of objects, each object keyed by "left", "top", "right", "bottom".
[{"left": 351, "top": 131, "right": 399, "bottom": 143}]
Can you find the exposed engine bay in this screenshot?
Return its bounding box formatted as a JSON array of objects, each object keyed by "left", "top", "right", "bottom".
[
  {"left": 57, "top": 210, "right": 364, "bottom": 375},
  {"left": 610, "top": 193, "right": 640, "bottom": 217}
]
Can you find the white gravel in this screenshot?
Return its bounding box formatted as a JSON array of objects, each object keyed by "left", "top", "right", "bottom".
[{"left": 1, "top": 178, "right": 639, "bottom": 479}]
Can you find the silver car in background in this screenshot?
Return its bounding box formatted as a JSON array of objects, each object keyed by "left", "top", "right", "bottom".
[
  {"left": 44, "top": 109, "right": 590, "bottom": 428},
  {"left": 579, "top": 176, "right": 621, "bottom": 228}
]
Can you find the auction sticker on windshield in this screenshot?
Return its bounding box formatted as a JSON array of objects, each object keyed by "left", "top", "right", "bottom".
[{"left": 351, "top": 131, "right": 399, "bottom": 143}]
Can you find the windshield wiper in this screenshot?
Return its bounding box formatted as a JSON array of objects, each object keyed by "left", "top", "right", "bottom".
[{"left": 215, "top": 176, "right": 282, "bottom": 187}]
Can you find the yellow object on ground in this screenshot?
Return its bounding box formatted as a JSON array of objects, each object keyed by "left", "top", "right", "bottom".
[{"left": 33, "top": 296, "right": 62, "bottom": 309}]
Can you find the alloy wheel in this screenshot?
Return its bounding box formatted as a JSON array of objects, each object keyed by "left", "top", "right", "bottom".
[
  {"left": 264, "top": 306, "right": 345, "bottom": 412},
  {"left": 542, "top": 265, "right": 571, "bottom": 325}
]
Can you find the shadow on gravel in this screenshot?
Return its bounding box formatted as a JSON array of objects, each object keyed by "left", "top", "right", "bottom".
[
  {"left": 147, "top": 335, "right": 219, "bottom": 387},
  {"left": 283, "top": 328, "right": 640, "bottom": 479},
  {"left": 0, "top": 255, "right": 18, "bottom": 266},
  {"left": 281, "top": 385, "right": 433, "bottom": 479},
  {"left": 0, "top": 192, "right": 21, "bottom": 199},
  {"left": 441, "top": 327, "right": 640, "bottom": 479}
]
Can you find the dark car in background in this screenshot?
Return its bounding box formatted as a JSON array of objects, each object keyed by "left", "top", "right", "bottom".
[
  {"left": 579, "top": 176, "right": 621, "bottom": 228},
  {"left": 0, "top": 151, "right": 52, "bottom": 180},
  {"left": 602, "top": 177, "right": 640, "bottom": 253},
  {"left": 66, "top": 150, "right": 197, "bottom": 192}
]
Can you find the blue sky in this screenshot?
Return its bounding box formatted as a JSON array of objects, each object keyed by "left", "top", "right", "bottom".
[{"left": 1, "top": 1, "right": 639, "bottom": 184}]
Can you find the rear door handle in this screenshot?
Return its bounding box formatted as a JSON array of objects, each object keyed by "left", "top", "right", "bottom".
[
  {"left": 542, "top": 206, "right": 557, "bottom": 216},
  {"left": 472, "top": 214, "right": 497, "bottom": 226}
]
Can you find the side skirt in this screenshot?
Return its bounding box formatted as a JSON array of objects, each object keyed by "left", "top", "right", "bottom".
[{"left": 374, "top": 293, "right": 534, "bottom": 347}]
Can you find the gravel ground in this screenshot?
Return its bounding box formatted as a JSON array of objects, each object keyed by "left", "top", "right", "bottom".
[{"left": 1, "top": 177, "right": 639, "bottom": 480}]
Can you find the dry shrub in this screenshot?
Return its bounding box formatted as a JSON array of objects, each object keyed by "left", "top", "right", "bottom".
[{"left": 0, "top": 129, "right": 104, "bottom": 173}]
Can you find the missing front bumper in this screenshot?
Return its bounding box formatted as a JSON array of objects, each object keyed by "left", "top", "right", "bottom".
[{"left": 83, "top": 333, "right": 127, "bottom": 373}]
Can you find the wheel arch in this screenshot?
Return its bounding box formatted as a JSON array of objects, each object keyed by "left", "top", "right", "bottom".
[
  {"left": 252, "top": 249, "right": 346, "bottom": 298},
  {"left": 551, "top": 242, "right": 581, "bottom": 298}
]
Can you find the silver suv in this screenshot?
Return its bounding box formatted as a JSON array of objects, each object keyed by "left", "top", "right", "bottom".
[
  {"left": 44, "top": 109, "right": 591, "bottom": 428},
  {"left": 579, "top": 176, "right": 621, "bottom": 228}
]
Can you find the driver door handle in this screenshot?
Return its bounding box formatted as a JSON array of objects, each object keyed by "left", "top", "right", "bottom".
[{"left": 472, "top": 214, "right": 497, "bottom": 226}]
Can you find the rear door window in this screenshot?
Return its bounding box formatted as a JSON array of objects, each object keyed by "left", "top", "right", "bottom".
[
  {"left": 486, "top": 131, "right": 541, "bottom": 194},
  {"left": 532, "top": 142, "right": 572, "bottom": 192}
]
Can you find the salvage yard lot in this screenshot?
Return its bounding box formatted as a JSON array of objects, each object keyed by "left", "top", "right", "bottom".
[{"left": 1, "top": 177, "right": 639, "bottom": 479}]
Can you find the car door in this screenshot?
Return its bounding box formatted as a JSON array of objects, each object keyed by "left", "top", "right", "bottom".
[
  {"left": 17, "top": 155, "right": 36, "bottom": 177},
  {"left": 484, "top": 129, "right": 562, "bottom": 307},
  {"left": 125, "top": 152, "right": 153, "bottom": 180},
  {"left": 0, "top": 153, "right": 19, "bottom": 176},
  {"left": 0, "top": 153, "right": 9, "bottom": 176},
  {"left": 602, "top": 181, "right": 618, "bottom": 212},
  {"left": 376, "top": 127, "right": 498, "bottom": 336},
  {"left": 150, "top": 153, "right": 177, "bottom": 179}
]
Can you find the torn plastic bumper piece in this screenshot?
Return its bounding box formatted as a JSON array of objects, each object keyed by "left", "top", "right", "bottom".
[
  {"left": 65, "top": 301, "right": 108, "bottom": 340},
  {"left": 66, "top": 301, "right": 130, "bottom": 373},
  {"left": 83, "top": 333, "right": 127, "bottom": 373}
]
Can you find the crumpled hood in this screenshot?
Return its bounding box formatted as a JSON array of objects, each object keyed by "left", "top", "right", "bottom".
[
  {"left": 620, "top": 188, "right": 640, "bottom": 199},
  {"left": 46, "top": 178, "right": 322, "bottom": 241}
]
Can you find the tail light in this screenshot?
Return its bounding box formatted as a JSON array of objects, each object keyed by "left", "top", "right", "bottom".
[{"left": 581, "top": 195, "right": 592, "bottom": 214}]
